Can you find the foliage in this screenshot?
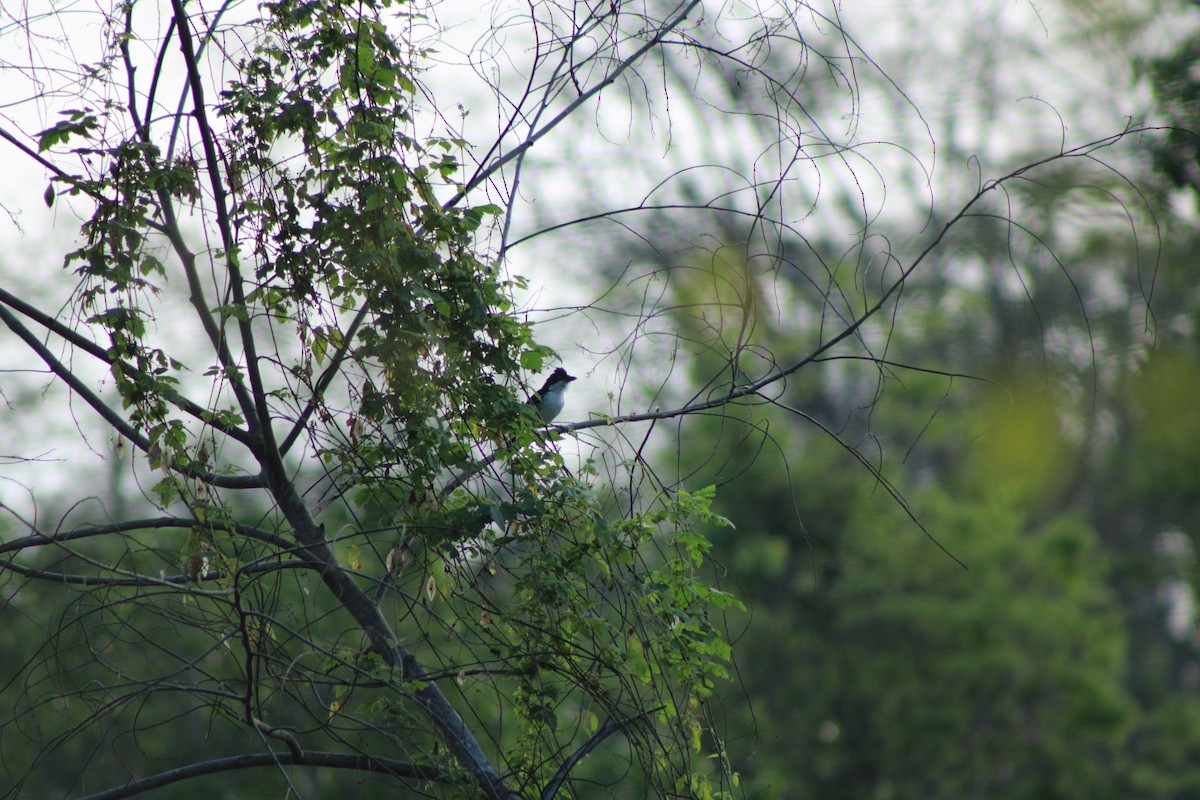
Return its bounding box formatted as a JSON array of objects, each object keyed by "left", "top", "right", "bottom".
[
  {"left": 797, "top": 493, "right": 1131, "bottom": 800},
  {"left": 634, "top": 7, "right": 1200, "bottom": 780},
  {"left": 0, "top": 0, "right": 746, "bottom": 797}
]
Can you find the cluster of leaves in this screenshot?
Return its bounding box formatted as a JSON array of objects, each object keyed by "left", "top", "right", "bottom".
[
  {"left": 216, "top": 0, "right": 543, "bottom": 482},
  {"left": 428, "top": 484, "right": 742, "bottom": 796}
]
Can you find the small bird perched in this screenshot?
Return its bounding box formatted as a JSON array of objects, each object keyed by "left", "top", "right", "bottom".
[{"left": 528, "top": 367, "right": 576, "bottom": 423}]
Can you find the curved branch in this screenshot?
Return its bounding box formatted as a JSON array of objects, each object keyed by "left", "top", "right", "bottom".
[
  {"left": 79, "top": 750, "right": 458, "bottom": 800},
  {"left": 540, "top": 709, "right": 658, "bottom": 800},
  {"left": 553, "top": 128, "right": 1163, "bottom": 435},
  {"left": 448, "top": 0, "right": 706, "bottom": 210},
  {"left": 0, "top": 554, "right": 316, "bottom": 588},
  {"left": 0, "top": 516, "right": 296, "bottom": 556},
  {"left": 0, "top": 557, "right": 209, "bottom": 588}
]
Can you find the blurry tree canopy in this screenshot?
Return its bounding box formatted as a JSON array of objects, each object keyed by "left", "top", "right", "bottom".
[{"left": 645, "top": 3, "right": 1200, "bottom": 797}]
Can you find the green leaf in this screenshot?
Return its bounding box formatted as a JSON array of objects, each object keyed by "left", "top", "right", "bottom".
[
  {"left": 212, "top": 304, "right": 250, "bottom": 321},
  {"left": 150, "top": 476, "right": 180, "bottom": 507},
  {"left": 519, "top": 350, "right": 545, "bottom": 371},
  {"left": 37, "top": 111, "right": 99, "bottom": 151}
]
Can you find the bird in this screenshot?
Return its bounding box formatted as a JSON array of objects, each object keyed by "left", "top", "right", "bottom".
[{"left": 528, "top": 368, "right": 576, "bottom": 423}]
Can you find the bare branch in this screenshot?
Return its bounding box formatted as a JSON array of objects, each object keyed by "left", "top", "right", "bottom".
[
  {"left": 0, "top": 302, "right": 260, "bottom": 489},
  {"left": 0, "top": 516, "right": 294, "bottom": 556},
  {"left": 541, "top": 709, "right": 659, "bottom": 800},
  {"left": 79, "top": 751, "right": 458, "bottom": 800}
]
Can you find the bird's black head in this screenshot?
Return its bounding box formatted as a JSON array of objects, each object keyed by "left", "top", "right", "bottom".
[{"left": 546, "top": 367, "right": 577, "bottom": 387}]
